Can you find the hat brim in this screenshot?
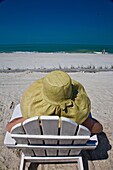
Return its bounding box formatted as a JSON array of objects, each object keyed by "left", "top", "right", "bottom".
[{"left": 20, "top": 78, "right": 91, "bottom": 124}]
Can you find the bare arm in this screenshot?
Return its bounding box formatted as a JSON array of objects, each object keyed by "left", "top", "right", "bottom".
[
  {"left": 82, "top": 117, "right": 103, "bottom": 134},
  {"left": 6, "top": 117, "right": 26, "bottom": 132}
]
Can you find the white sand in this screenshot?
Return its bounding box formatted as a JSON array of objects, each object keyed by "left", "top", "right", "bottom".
[
  {"left": 0, "top": 53, "right": 113, "bottom": 170},
  {"left": 0, "top": 52, "right": 113, "bottom": 69}
]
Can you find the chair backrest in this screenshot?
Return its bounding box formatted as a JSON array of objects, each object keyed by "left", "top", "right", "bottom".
[{"left": 10, "top": 116, "right": 91, "bottom": 157}]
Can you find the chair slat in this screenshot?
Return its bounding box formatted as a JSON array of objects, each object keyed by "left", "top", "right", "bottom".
[
  {"left": 9, "top": 104, "right": 22, "bottom": 122},
  {"left": 11, "top": 123, "right": 32, "bottom": 156},
  {"left": 23, "top": 116, "right": 41, "bottom": 144},
  {"left": 11, "top": 123, "right": 27, "bottom": 144},
  {"left": 77, "top": 125, "right": 91, "bottom": 136},
  {"left": 70, "top": 125, "right": 91, "bottom": 155},
  {"left": 76, "top": 125, "right": 91, "bottom": 145},
  {"left": 40, "top": 116, "right": 59, "bottom": 156},
  {"left": 59, "top": 117, "right": 78, "bottom": 156},
  {"left": 23, "top": 116, "right": 45, "bottom": 156}
]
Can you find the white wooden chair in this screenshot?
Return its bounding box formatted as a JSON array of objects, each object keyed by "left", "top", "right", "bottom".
[{"left": 4, "top": 105, "right": 98, "bottom": 170}]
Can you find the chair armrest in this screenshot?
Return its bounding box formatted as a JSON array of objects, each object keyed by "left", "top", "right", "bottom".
[
  {"left": 87, "top": 135, "right": 98, "bottom": 147},
  {"left": 4, "top": 131, "right": 16, "bottom": 147}
]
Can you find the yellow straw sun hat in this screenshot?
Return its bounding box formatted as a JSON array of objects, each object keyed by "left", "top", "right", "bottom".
[{"left": 20, "top": 70, "right": 91, "bottom": 124}]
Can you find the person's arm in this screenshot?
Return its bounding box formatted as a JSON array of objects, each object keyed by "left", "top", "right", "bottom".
[
  {"left": 82, "top": 117, "right": 103, "bottom": 134},
  {"left": 6, "top": 117, "right": 26, "bottom": 132}
]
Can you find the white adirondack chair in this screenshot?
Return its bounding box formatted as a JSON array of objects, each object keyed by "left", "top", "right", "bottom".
[{"left": 4, "top": 104, "right": 98, "bottom": 170}]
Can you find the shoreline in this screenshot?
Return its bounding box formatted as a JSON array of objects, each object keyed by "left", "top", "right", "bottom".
[
  {"left": 0, "top": 43, "right": 113, "bottom": 54},
  {"left": 0, "top": 51, "right": 111, "bottom": 54}
]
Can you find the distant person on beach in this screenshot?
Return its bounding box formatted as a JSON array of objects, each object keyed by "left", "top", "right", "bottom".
[
  {"left": 6, "top": 70, "right": 103, "bottom": 133},
  {"left": 102, "top": 49, "right": 106, "bottom": 54}
]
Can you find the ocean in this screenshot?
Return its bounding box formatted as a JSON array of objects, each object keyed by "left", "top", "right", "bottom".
[{"left": 0, "top": 44, "right": 113, "bottom": 53}]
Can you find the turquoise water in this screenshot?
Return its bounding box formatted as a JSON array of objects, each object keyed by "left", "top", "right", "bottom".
[{"left": 0, "top": 44, "right": 113, "bottom": 53}]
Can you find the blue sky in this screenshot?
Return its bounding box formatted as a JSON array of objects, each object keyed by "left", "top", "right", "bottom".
[{"left": 0, "top": 0, "right": 113, "bottom": 44}]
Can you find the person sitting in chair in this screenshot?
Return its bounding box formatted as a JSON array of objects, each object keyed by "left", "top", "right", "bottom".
[{"left": 6, "top": 70, "right": 103, "bottom": 133}]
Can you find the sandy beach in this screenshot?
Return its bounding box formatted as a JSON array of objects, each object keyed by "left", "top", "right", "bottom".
[
  {"left": 0, "top": 53, "right": 113, "bottom": 170},
  {"left": 0, "top": 52, "right": 113, "bottom": 70}
]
